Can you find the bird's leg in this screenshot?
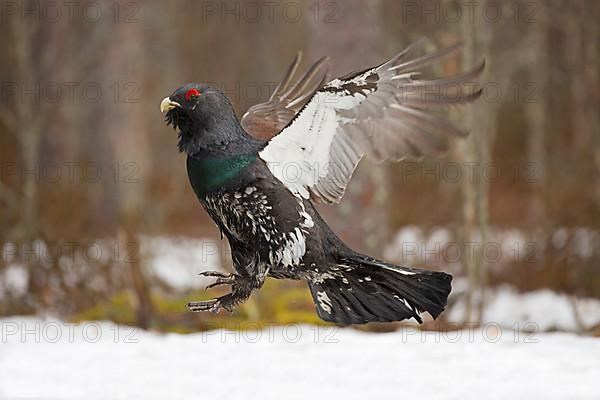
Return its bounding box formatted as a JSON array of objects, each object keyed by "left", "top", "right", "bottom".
[{"left": 188, "top": 274, "right": 254, "bottom": 313}]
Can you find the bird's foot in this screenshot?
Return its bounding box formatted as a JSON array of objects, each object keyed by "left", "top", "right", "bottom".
[{"left": 188, "top": 273, "right": 253, "bottom": 314}]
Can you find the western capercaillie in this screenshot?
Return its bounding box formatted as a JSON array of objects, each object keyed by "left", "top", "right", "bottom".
[{"left": 160, "top": 42, "right": 483, "bottom": 324}]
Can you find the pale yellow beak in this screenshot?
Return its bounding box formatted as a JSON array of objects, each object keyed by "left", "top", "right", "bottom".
[{"left": 160, "top": 97, "right": 181, "bottom": 112}]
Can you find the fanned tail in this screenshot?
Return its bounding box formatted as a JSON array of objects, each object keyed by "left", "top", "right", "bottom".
[{"left": 307, "top": 254, "right": 452, "bottom": 324}]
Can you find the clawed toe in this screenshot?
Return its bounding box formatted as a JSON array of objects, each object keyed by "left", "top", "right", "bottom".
[
  {"left": 189, "top": 273, "right": 253, "bottom": 314},
  {"left": 205, "top": 279, "right": 230, "bottom": 290},
  {"left": 201, "top": 272, "right": 238, "bottom": 291},
  {"left": 198, "top": 270, "right": 232, "bottom": 279},
  {"left": 187, "top": 293, "right": 236, "bottom": 313},
  {"left": 188, "top": 299, "right": 221, "bottom": 313}
]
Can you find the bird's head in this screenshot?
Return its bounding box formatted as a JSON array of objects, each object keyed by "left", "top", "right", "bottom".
[{"left": 160, "top": 83, "right": 247, "bottom": 156}]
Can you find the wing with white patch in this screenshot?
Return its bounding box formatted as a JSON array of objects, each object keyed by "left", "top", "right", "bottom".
[
  {"left": 258, "top": 42, "right": 484, "bottom": 204},
  {"left": 241, "top": 52, "right": 330, "bottom": 140}
]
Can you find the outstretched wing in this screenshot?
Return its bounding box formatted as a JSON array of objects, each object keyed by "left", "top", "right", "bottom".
[
  {"left": 241, "top": 52, "right": 330, "bottom": 140},
  {"left": 258, "top": 42, "right": 484, "bottom": 204}
]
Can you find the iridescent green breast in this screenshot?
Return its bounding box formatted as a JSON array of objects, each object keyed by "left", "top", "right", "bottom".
[{"left": 186, "top": 154, "right": 257, "bottom": 195}]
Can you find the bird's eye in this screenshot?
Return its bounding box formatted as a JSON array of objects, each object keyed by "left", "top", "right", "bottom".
[{"left": 185, "top": 88, "right": 201, "bottom": 101}]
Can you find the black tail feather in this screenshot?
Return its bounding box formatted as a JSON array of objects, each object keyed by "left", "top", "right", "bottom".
[{"left": 307, "top": 255, "right": 452, "bottom": 324}]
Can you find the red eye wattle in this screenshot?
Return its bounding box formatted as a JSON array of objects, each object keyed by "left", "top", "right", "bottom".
[{"left": 185, "top": 88, "right": 201, "bottom": 101}]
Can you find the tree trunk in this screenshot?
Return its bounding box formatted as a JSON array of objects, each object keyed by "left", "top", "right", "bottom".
[
  {"left": 460, "top": 1, "right": 495, "bottom": 323},
  {"left": 10, "top": 18, "right": 40, "bottom": 242},
  {"left": 585, "top": 4, "right": 600, "bottom": 209},
  {"left": 308, "top": 0, "right": 388, "bottom": 257},
  {"left": 565, "top": 3, "right": 587, "bottom": 153},
  {"left": 104, "top": 9, "right": 154, "bottom": 328},
  {"left": 525, "top": 9, "right": 548, "bottom": 231}
]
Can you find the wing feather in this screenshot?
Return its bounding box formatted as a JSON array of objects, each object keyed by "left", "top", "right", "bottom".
[
  {"left": 258, "top": 42, "right": 484, "bottom": 203},
  {"left": 241, "top": 53, "right": 330, "bottom": 140}
]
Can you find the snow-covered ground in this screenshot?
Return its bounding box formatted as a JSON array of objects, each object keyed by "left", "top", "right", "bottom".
[{"left": 1, "top": 317, "right": 598, "bottom": 400}]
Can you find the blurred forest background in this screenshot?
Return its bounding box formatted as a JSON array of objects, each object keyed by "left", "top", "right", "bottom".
[{"left": 0, "top": 0, "right": 599, "bottom": 333}]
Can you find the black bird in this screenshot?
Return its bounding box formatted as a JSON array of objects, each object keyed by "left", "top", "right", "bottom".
[{"left": 160, "top": 42, "right": 483, "bottom": 324}]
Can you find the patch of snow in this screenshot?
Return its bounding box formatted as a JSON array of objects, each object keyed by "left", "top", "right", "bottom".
[
  {"left": 495, "top": 228, "right": 529, "bottom": 260},
  {"left": 427, "top": 227, "right": 452, "bottom": 249},
  {"left": 140, "top": 236, "right": 226, "bottom": 290},
  {"left": 383, "top": 225, "right": 423, "bottom": 262},
  {"left": 552, "top": 228, "right": 568, "bottom": 249},
  {"left": 0, "top": 264, "right": 29, "bottom": 300},
  {"left": 385, "top": 226, "right": 599, "bottom": 268},
  {"left": 571, "top": 228, "right": 595, "bottom": 259},
  {"left": 448, "top": 284, "right": 600, "bottom": 332}
]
